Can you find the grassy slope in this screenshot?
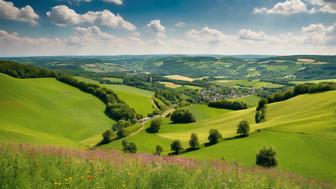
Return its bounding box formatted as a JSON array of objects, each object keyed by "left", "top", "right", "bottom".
[
  {"left": 104, "top": 91, "right": 336, "bottom": 182},
  {"left": 229, "top": 95, "right": 260, "bottom": 107},
  {"left": 75, "top": 77, "right": 154, "bottom": 116},
  {"left": 0, "top": 74, "right": 112, "bottom": 147}
]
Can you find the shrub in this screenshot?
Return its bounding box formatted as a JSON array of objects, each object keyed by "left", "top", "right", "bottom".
[
  {"left": 236, "top": 120, "right": 250, "bottom": 137},
  {"left": 102, "top": 129, "right": 113, "bottom": 143},
  {"left": 255, "top": 107, "right": 266, "bottom": 123},
  {"left": 208, "top": 129, "right": 223, "bottom": 144},
  {"left": 208, "top": 100, "right": 248, "bottom": 110},
  {"left": 112, "top": 119, "right": 132, "bottom": 131},
  {"left": 170, "top": 140, "right": 183, "bottom": 155},
  {"left": 170, "top": 109, "right": 196, "bottom": 123},
  {"left": 256, "top": 146, "right": 278, "bottom": 167},
  {"left": 155, "top": 145, "right": 163, "bottom": 156},
  {"left": 121, "top": 139, "right": 137, "bottom": 153},
  {"left": 148, "top": 117, "right": 162, "bottom": 133},
  {"left": 189, "top": 133, "right": 200, "bottom": 150}
]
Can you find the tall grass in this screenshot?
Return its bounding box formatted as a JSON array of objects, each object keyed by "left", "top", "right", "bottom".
[{"left": 0, "top": 144, "right": 333, "bottom": 189}]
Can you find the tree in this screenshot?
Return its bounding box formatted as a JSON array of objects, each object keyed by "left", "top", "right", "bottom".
[
  {"left": 128, "top": 142, "right": 137, "bottom": 153},
  {"left": 122, "top": 139, "right": 129, "bottom": 152},
  {"left": 236, "top": 120, "right": 250, "bottom": 137},
  {"left": 117, "top": 128, "right": 129, "bottom": 138},
  {"left": 256, "top": 98, "right": 268, "bottom": 111},
  {"left": 170, "top": 109, "right": 196, "bottom": 123},
  {"left": 102, "top": 129, "right": 113, "bottom": 143},
  {"left": 155, "top": 145, "right": 163, "bottom": 156},
  {"left": 208, "top": 129, "right": 222, "bottom": 144},
  {"left": 256, "top": 146, "right": 278, "bottom": 167},
  {"left": 189, "top": 133, "right": 200, "bottom": 150},
  {"left": 148, "top": 117, "right": 162, "bottom": 133},
  {"left": 170, "top": 140, "right": 183, "bottom": 155}
]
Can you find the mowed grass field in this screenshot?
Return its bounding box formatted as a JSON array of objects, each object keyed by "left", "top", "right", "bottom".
[
  {"left": 0, "top": 74, "right": 112, "bottom": 147},
  {"left": 75, "top": 77, "right": 155, "bottom": 116},
  {"left": 290, "top": 79, "right": 336, "bottom": 85},
  {"left": 229, "top": 95, "right": 260, "bottom": 107},
  {"left": 104, "top": 91, "right": 336, "bottom": 182},
  {"left": 212, "top": 79, "right": 283, "bottom": 89}
]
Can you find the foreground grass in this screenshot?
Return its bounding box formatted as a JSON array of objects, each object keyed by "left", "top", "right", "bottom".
[{"left": 0, "top": 144, "right": 334, "bottom": 189}]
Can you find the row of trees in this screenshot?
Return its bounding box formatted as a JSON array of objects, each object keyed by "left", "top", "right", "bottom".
[
  {"left": 57, "top": 76, "right": 137, "bottom": 123},
  {"left": 255, "top": 98, "right": 267, "bottom": 123},
  {"left": 208, "top": 100, "right": 248, "bottom": 110},
  {"left": 267, "top": 82, "right": 336, "bottom": 103},
  {"left": 0, "top": 61, "right": 58, "bottom": 78}
]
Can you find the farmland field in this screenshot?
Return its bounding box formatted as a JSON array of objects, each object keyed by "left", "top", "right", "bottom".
[{"left": 212, "top": 80, "right": 283, "bottom": 89}]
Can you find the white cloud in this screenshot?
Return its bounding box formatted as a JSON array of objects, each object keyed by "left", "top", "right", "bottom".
[
  {"left": 0, "top": 0, "right": 39, "bottom": 25},
  {"left": 238, "top": 29, "right": 268, "bottom": 41},
  {"left": 47, "top": 5, "right": 136, "bottom": 30},
  {"left": 253, "top": 0, "right": 336, "bottom": 15},
  {"left": 302, "top": 22, "right": 336, "bottom": 45},
  {"left": 253, "top": 0, "right": 308, "bottom": 15},
  {"left": 186, "top": 26, "right": 228, "bottom": 45},
  {"left": 146, "top": 19, "right": 166, "bottom": 33},
  {"left": 103, "top": 0, "right": 124, "bottom": 5},
  {"left": 306, "top": 0, "right": 336, "bottom": 14}
]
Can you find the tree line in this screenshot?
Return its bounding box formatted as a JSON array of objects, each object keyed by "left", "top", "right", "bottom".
[
  {"left": 0, "top": 61, "right": 58, "bottom": 78},
  {"left": 208, "top": 100, "right": 248, "bottom": 110}
]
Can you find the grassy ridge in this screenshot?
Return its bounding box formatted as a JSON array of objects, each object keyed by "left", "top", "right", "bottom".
[
  {"left": 0, "top": 74, "right": 112, "bottom": 147},
  {"left": 1, "top": 144, "right": 333, "bottom": 189},
  {"left": 75, "top": 76, "right": 154, "bottom": 116}
]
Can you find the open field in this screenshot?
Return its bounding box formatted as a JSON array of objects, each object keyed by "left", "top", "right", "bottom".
[
  {"left": 159, "top": 81, "right": 182, "bottom": 88},
  {"left": 229, "top": 95, "right": 260, "bottom": 107},
  {"left": 103, "top": 91, "right": 336, "bottom": 182},
  {"left": 290, "top": 79, "right": 336, "bottom": 85},
  {"left": 1, "top": 144, "right": 332, "bottom": 189},
  {"left": 0, "top": 74, "right": 112, "bottom": 147},
  {"left": 75, "top": 77, "right": 155, "bottom": 116},
  {"left": 212, "top": 80, "right": 283, "bottom": 89},
  {"left": 164, "top": 75, "right": 194, "bottom": 82}
]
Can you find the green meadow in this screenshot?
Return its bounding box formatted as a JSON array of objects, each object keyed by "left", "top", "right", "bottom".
[
  {"left": 75, "top": 76, "right": 155, "bottom": 116},
  {"left": 0, "top": 74, "right": 112, "bottom": 147},
  {"left": 212, "top": 80, "right": 283, "bottom": 89},
  {"left": 103, "top": 91, "right": 336, "bottom": 182}
]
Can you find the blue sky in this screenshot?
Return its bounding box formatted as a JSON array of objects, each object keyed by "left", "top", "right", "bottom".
[{"left": 0, "top": 0, "right": 335, "bottom": 56}]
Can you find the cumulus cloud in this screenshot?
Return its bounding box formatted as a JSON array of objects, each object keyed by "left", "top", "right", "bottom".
[
  {"left": 47, "top": 5, "right": 136, "bottom": 30},
  {"left": 186, "top": 26, "right": 228, "bottom": 45},
  {"left": 306, "top": 0, "right": 336, "bottom": 14},
  {"left": 253, "top": 0, "right": 308, "bottom": 15},
  {"left": 175, "top": 22, "right": 186, "bottom": 28},
  {"left": 302, "top": 22, "right": 336, "bottom": 45},
  {"left": 146, "top": 19, "right": 166, "bottom": 33},
  {"left": 0, "top": 0, "right": 39, "bottom": 25},
  {"left": 238, "top": 29, "right": 268, "bottom": 41}
]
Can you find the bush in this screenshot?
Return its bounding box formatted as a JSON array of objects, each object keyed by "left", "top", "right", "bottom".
[
  {"left": 208, "top": 129, "right": 223, "bottom": 144},
  {"left": 208, "top": 100, "right": 248, "bottom": 110},
  {"left": 106, "top": 103, "right": 137, "bottom": 122},
  {"left": 237, "top": 120, "right": 250, "bottom": 137},
  {"left": 170, "top": 140, "right": 183, "bottom": 155},
  {"left": 155, "top": 145, "right": 163, "bottom": 156},
  {"left": 255, "top": 107, "right": 266, "bottom": 123},
  {"left": 189, "top": 133, "right": 200, "bottom": 150},
  {"left": 170, "top": 109, "right": 196, "bottom": 123},
  {"left": 121, "top": 139, "right": 137, "bottom": 153},
  {"left": 148, "top": 117, "right": 162, "bottom": 133},
  {"left": 256, "top": 146, "right": 278, "bottom": 167},
  {"left": 101, "top": 129, "right": 113, "bottom": 143},
  {"left": 112, "top": 120, "right": 132, "bottom": 131}
]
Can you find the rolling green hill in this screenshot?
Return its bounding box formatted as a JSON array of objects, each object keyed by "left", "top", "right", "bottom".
[
  {"left": 75, "top": 77, "right": 155, "bottom": 116},
  {"left": 0, "top": 73, "right": 112, "bottom": 147},
  {"left": 103, "top": 91, "right": 336, "bottom": 182}
]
